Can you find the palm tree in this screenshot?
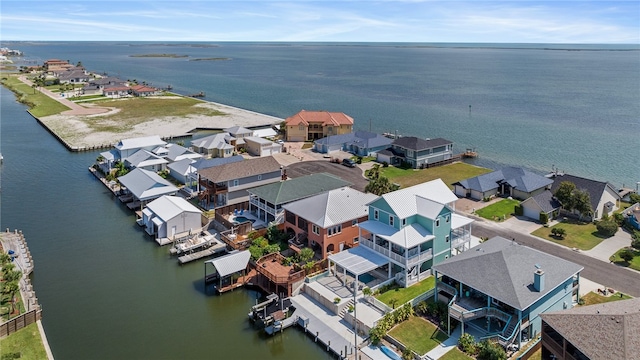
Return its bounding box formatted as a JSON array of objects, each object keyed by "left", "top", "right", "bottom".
[
  {"left": 0, "top": 252, "right": 11, "bottom": 266},
  {"left": 2, "top": 281, "right": 19, "bottom": 318}
]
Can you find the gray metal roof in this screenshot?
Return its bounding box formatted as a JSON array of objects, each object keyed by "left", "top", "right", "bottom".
[
  {"left": 392, "top": 137, "right": 452, "bottom": 151},
  {"left": 191, "top": 155, "right": 244, "bottom": 171},
  {"left": 432, "top": 237, "right": 583, "bottom": 310},
  {"left": 282, "top": 187, "right": 378, "bottom": 227},
  {"left": 247, "top": 173, "right": 351, "bottom": 205},
  {"left": 117, "top": 168, "right": 178, "bottom": 201},
  {"left": 190, "top": 133, "right": 233, "bottom": 150},
  {"left": 125, "top": 149, "right": 168, "bottom": 168},
  {"left": 206, "top": 250, "right": 251, "bottom": 278},
  {"left": 146, "top": 195, "right": 201, "bottom": 222},
  {"left": 167, "top": 158, "right": 195, "bottom": 175},
  {"left": 541, "top": 298, "right": 640, "bottom": 360},
  {"left": 454, "top": 167, "right": 552, "bottom": 193},
  {"left": 115, "top": 135, "right": 166, "bottom": 151},
  {"left": 521, "top": 190, "right": 561, "bottom": 214},
  {"left": 328, "top": 245, "right": 389, "bottom": 276},
  {"left": 224, "top": 126, "right": 253, "bottom": 136}
]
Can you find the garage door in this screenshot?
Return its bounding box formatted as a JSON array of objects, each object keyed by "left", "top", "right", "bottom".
[{"left": 523, "top": 204, "right": 541, "bottom": 221}]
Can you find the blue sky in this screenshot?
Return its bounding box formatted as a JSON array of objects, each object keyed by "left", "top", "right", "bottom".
[{"left": 1, "top": 1, "right": 638, "bottom": 43}]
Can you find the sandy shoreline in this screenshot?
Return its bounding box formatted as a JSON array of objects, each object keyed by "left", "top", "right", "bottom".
[{"left": 15, "top": 76, "right": 283, "bottom": 149}]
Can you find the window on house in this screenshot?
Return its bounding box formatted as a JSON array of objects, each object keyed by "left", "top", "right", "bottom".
[
  {"left": 445, "top": 255, "right": 449, "bottom": 260},
  {"left": 257, "top": 175, "right": 262, "bottom": 180},
  {"left": 299, "top": 125, "right": 304, "bottom": 131},
  {"left": 312, "top": 224, "right": 319, "bottom": 235},
  {"left": 389, "top": 216, "right": 395, "bottom": 226},
  {"left": 233, "top": 179, "right": 239, "bottom": 187},
  {"left": 353, "top": 236, "right": 359, "bottom": 244},
  {"left": 374, "top": 209, "right": 379, "bottom": 220},
  {"left": 352, "top": 219, "right": 357, "bottom": 226},
  {"left": 402, "top": 218, "right": 406, "bottom": 226},
  {"left": 446, "top": 215, "right": 450, "bottom": 223},
  {"left": 436, "top": 218, "right": 440, "bottom": 227},
  {"left": 445, "top": 235, "right": 450, "bottom": 243}
]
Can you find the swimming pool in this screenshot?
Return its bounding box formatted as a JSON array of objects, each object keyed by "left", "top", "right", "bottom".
[
  {"left": 233, "top": 216, "right": 255, "bottom": 224},
  {"left": 358, "top": 273, "right": 376, "bottom": 284}
]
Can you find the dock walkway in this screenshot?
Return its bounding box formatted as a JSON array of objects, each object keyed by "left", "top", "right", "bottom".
[{"left": 177, "top": 242, "right": 227, "bottom": 264}]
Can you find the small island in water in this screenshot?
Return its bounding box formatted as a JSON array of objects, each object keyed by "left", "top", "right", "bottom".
[
  {"left": 189, "top": 57, "right": 231, "bottom": 61},
  {"left": 130, "top": 53, "right": 189, "bottom": 58}
]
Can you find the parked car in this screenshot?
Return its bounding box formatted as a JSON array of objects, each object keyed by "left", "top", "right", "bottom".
[{"left": 342, "top": 158, "right": 357, "bottom": 168}]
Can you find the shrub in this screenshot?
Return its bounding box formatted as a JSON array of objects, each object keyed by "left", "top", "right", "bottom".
[
  {"left": 551, "top": 227, "right": 566, "bottom": 239},
  {"left": 401, "top": 348, "right": 413, "bottom": 360},
  {"left": 539, "top": 211, "right": 548, "bottom": 224},
  {"left": 632, "top": 238, "right": 640, "bottom": 251},
  {"left": 334, "top": 297, "right": 341, "bottom": 304},
  {"left": 514, "top": 205, "right": 523, "bottom": 216},
  {"left": 477, "top": 340, "right": 507, "bottom": 360},
  {"left": 298, "top": 247, "right": 315, "bottom": 263},
  {"left": 458, "top": 333, "right": 478, "bottom": 355},
  {"left": 596, "top": 220, "right": 618, "bottom": 237},
  {"left": 620, "top": 249, "right": 635, "bottom": 263},
  {"left": 382, "top": 161, "right": 389, "bottom": 168}
]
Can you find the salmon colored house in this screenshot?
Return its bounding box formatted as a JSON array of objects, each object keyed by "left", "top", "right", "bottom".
[
  {"left": 284, "top": 110, "right": 354, "bottom": 142},
  {"left": 282, "top": 187, "right": 378, "bottom": 259}
]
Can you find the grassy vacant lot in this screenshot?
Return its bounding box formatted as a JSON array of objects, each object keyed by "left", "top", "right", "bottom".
[
  {"left": 531, "top": 220, "right": 604, "bottom": 250},
  {"left": 376, "top": 276, "right": 435, "bottom": 307},
  {"left": 440, "top": 347, "right": 473, "bottom": 360},
  {"left": 381, "top": 162, "right": 492, "bottom": 189},
  {"left": 0, "top": 322, "right": 48, "bottom": 360},
  {"left": 475, "top": 199, "right": 520, "bottom": 221},
  {"left": 610, "top": 248, "right": 640, "bottom": 271},
  {"left": 1, "top": 75, "right": 71, "bottom": 117},
  {"left": 389, "top": 316, "right": 449, "bottom": 355},
  {"left": 580, "top": 291, "right": 633, "bottom": 306}
]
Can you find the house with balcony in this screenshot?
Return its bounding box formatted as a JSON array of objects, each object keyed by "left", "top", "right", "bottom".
[
  {"left": 357, "top": 179, "right": 474, "bottom": 288},
  {"left": 224, "top": 126, "right": 253, "bottom": 148},
  {"left": 284, "top": 110, "right": 354, "bottom": 142},
  {"left": 113, "top": 135, "right": 167, "bottom": 163},
  {"left": 247, "top": 173, "right": 352, "bottom": 226},
  {"left": 453, "top": 167, "right": 553, "bottom": 201},
  {"left": 376, "top": 137, "right": 454, "bottom": 169},
  {"left": 197, "top": 156, "right": 282, "bottom": 210},
  {"left": 432, "top": 236, "right": 583, "bottom": 351},
  {"left": 540, "top": 297, "right": 640, "bottom": 360},
  {"left": 312, "top": 131, "right": 393, "bottom": 156},
  {"left": 190, "top": 133, "right": 236, "bottom": 158},
  {"left": 282, "top": 187, "right": 378, "bottom": 258}
]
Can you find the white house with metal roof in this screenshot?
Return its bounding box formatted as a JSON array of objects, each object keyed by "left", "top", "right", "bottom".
[
  {"left": 164, "top": 143, "right": 202, "bottom": 162},
  {"left": 124, "top": 149, "right": 169, "bottom": 172},
  {"left": 357, "top": 179, "right": 474, "bottom": 287},
  {"left": 140, "top": 195, "right": 203, "bottom": 240},
  {"left": 432, "top": 236, "right": 583, "bottom": 351},
  {"left": 117, "top": 168, "right": 179, "bottom": 204},
  {"left": 243, "top": 136, "right": 282, "bottom": 157},
  {"left": 114, "top": 135, "right": 167, "bottom": 161}
]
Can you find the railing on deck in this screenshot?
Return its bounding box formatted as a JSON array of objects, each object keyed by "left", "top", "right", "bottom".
[{"left": 359, "top": 237, "right": 432, "bottom": 265}]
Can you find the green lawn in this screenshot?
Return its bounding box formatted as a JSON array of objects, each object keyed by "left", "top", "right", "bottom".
[
  {"left": 580, "top": 291, "right": 633, "bottom": 306},
  {"left": 388, "top": 316, "right": 449, "bottom": 355},
  {"left": 0, "top": 322, "right": 48, "bottom": 360},
  {"left": 609, "top": 248, "right": 640, "bottom": 271},
  {"left": 531, "top": 220, "right": 604, "bottom": 250},
  {"left": 380, "top": 162, "right": 492, "bottom": 189},
  {"left": 375, "top": 276, "right": 435, "bottom": 307},
  {"left": 439, "top": 347, "right": 473, "bottom": 360},
  {"left": 475, "top": 199, "right": 520, "bottom": 222},
  {"left": 1, "top": 75, "right": 71, "bottom": 117}
]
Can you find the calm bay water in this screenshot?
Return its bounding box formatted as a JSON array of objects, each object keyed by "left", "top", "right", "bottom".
[{"left": 0, "top": 42, "right": 639, "bottom": 359}]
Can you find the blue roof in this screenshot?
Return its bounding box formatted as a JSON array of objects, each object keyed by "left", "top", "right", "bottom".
[
  {"left": 455, "top": 167, "right": 553, "bottom": 193},
  {"left": 314, "top": 131, "right": 393, "bottom": 149},
  {"left": 192, "top": 155, "right": 244, "bottom": 170}
]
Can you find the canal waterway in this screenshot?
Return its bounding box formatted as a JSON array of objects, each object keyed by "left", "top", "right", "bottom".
[{"left": 0, "top": 90, "right": 330, "bottom": 359}]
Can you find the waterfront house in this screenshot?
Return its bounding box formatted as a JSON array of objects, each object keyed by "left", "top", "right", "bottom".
[
  {"left": 540, "top": 297, "right": 640, "bottom": 360},
  {"left": 130, "top": 84, "right": 160, "bottom": 97},
  {"left": 114, "top": 135, "right": 167, "bottom": 163},
  {"left": 89, "top": 76, "right": 127, "bottom": 89},
  {"left": 163, "top": 143, "right": 202, "bottom": 162},
  {"left": 204, "top": 250, "right": 252, "bottom": 293},
  {"left": 432, "top": 236, "right": 583, "bottom": 350},
  {"left": 124, "top": 149, "right": 168, "bottom": 172},
  {"left": 284, "top": 110, "right": 354, "bottom": 142},
  {"left": 197, "top": 156, "right": 282, "bottom": 210},
  {"left": 357, "top": 179, "right": 474, "bottom": 287},
  {"left": 139, "top": 195, "right": 204, "bottom": 240},
  {"left": 224, "top": 126, "right": 253, "bottom": 148},
  {"left": 377, "top": 137, "right": 454, "bottom": 169},
  {"left": 44, "top": 59, "right": 74, "bottom": 73},
  {"left": 103, "top": 85, "right": 130, "bottom": 98},
  {"left": 550, "top": 174, "right": 620, "bottom": 221},
  {"left": 283, "top": 187, "right": 378, "bottom": 258},
  {"left": 167, "top": 159, "right": 197, "bottom": 186},
  {"left": 247, "top": 173, "right": 352, "bottom": 226},
  {"left": 58, "top": 68, "right": 90, "bottom": 84},
  {"left": 453, "top": 167, "right": 553, "bottom": 201},
  {"left": 243, "top": 136, "right": 282, "bottom": 157},
  {"left": 190, "top": 133, "right": 235, "bottom": 158},
  {"left": 81, "top": 84, "right": 102, "bottom": 96},
  {"left": 118, "top": 168, "right": 179, "bottom": 205},
  {"left": 622, "top": 203, "right": 640, "bottom": 230},
  {"left": 520, "top": 190, "right": 562, "bottom": 222},
  {"left": 313, "top": 131, "right": 393, "bottom": 156}
]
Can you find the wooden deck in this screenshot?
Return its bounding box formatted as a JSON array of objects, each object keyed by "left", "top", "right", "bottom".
[{"left": 215, "top": 269, "right": 257, "bottom": 294}]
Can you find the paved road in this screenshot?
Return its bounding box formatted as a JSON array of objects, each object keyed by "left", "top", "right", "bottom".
[
  {"left": 286, "top": 160, "right": 369, "bottom": 192},
  {"left": 472, "top": 221, "right": 640, "bottom": 297}
]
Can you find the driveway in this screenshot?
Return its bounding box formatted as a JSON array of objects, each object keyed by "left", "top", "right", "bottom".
[
  {"left": 285, "top": 160, "right": 369, "bottom": 192},
  {"left": 583, "top": 228, "right": 632, "bottom": 262}
]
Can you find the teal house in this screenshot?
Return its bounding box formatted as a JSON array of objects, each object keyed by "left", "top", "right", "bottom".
[
  {"left": 357, "top": 179, "right": 474, "bottom": 287},
  {"left": 432, "top": 237, "right": 583, "bottom": 351}
]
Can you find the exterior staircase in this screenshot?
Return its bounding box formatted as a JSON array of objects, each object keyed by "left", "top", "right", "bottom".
[{"left": 339, "top": 299, "right": 355, "bottom": 318}]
